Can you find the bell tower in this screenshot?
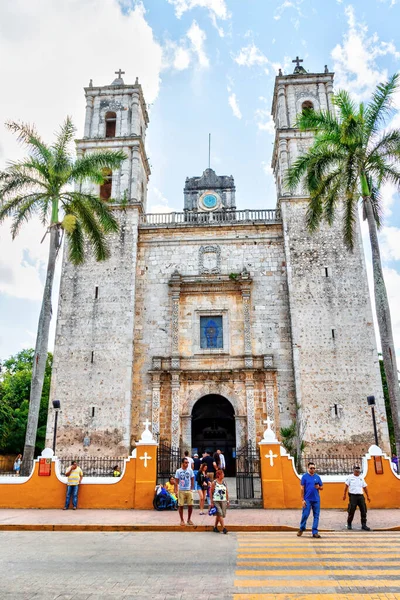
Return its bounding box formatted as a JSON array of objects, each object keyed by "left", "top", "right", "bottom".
[
  {"left": 270, "top": 59, "right": 389, "bottom": 454},
  {"left": 77, "top": 70, "right": 150, "bottom": 209}
]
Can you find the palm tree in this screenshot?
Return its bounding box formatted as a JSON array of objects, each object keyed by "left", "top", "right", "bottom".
[
  {"left": 287, "top": 73, "right": 400, "bottom": 455},
  {"left": 0, "top": 117, "right": 126, "bottom": 474}
]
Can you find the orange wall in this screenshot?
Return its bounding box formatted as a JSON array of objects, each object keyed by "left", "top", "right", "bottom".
[
  {"left": 260, "top": 443, "right": 400, "bottom": 509},
  {"left": 0, "top": 444, "right": 159, "bottom": 510}
]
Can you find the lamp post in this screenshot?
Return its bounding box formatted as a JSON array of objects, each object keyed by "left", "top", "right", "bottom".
[
  {"left": 367, "top": 395, "right": 379, "bottom": 446},
  {"left": 52, "top": 399, "right": 61, "bottom": 454}
]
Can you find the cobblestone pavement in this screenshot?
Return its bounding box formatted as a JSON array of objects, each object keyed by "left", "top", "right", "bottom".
[
  {"left": 0, "top": 531, "right": 237, "bottom": 599},
  {"left": 233, "top": 531, "right": 400, "bottom": 599}
]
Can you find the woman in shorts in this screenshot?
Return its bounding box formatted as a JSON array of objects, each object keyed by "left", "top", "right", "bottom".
[
  {"left": 196, "top": 463, "right": 209, "bottom": 515},
  {"left": 210, "top": 468, "right": 229, "bottom": 533}
]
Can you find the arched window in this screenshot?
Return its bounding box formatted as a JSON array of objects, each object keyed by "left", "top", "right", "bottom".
[
  {"left": 301, "top": 100, "right": 314, "bottom": 111},
  {"left": 105, "top": 111, "right": 116, "bottom": 138},
  {"left": 100, "top": 168, "right": 112, "bottom": 201}
]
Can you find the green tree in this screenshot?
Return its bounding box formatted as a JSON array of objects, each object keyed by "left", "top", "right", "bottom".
[
  {"left": 0, "top": 349, "right": 52, "bottom": 455},
  {"left": 287, "top": 74, "right": 400, "bottom": 455},
  {"left": 0, "top": 118, "right": 126, "bottom": 473},
  {"left": 379, "top": 355, "right": 396, "bottom": 453}
]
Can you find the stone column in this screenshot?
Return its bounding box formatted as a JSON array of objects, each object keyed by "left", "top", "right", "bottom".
[
  {"left": 241, "top": 279, "right": 253, "bottom": 368},
  {"left": 235, "top": 415, "right": 247, "bottom": 449},
  {"left": 151, "top": 372, "right": 161, "bottom": 440},
  {"left": 279, "top": 138, "right": 290, "bottom": 196},
  {"left": 245, "top": 372, "right": 256, "bottom": 444},
  {"left": 118, "top": 146, "right": 130, "bottom": 201},
  {"left": 84, "top": 95, "right": 94, "bottom": 138},
  {"left": 181, "top": 415, "right": 192, "bottom": 451},
  {"left": 318, "top": 82, "right": 328, "bottom": 112},
  {"left": 277, "top": 84, "right": 288, "bottom": 128},
  {"left": 130, "top": 92, "right": 140, "bottom": 136},
  {"left": 170, "top": 271, "right": 181, "bottom": 370},
  {"left": 326, "top": 80, "right": 334, "bottom": 113},
  {"left": 171, "top": 371, "right": 181, "bottom": 448},
  {"left": 265, "top": 376, "right": 276, "bottom": 433}
]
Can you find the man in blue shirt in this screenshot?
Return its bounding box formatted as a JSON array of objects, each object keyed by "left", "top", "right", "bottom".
[{"left": 297, "top": 462, "right": 323, "bottom": 538}]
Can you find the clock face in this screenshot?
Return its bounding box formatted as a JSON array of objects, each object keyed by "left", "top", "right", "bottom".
[
  {"left": 203, "top": 194, "right": 218, "bottom": 208},
  {"left": 199, "top": 190, "right": 221, "bottom": 211}
]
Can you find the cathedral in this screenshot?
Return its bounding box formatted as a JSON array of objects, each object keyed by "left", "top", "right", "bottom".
[{"left": 46, "top": 63, "right": 390, "bottom": 463}]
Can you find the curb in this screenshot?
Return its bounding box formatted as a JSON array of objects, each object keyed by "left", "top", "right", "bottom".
[{"left": 0, "top": 524, "right": 399, "bottom": 532}]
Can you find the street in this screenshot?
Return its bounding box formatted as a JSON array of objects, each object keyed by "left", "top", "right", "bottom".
[{"left": 0, "top": 531, "right": 399, "bottom": 599}]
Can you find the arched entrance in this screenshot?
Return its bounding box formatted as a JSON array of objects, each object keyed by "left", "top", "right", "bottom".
[{"left": 191, "top": 394, "right": 236, "bottom": 476}]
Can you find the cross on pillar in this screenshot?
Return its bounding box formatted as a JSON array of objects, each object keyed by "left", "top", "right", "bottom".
[
  {"left": 115, "top": 69, "right": 125, "bottom": 78},
  {"left": 143, "top": 418, "right": 151, "bottom": 431},
  {"left": 292, "top": 56, "right": 303, "bottom": 69},
  {"left": 140, "top": 452, "right": 152, "bottom": 468},
  {"left": 263, "top": 416, "right": 274, "bottom": 431},
  {"left": 265, "top": 449, "right": 278, "bottom": 467}
]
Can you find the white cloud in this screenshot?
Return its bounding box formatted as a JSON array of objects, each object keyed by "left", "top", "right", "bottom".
[
  {"left": 233, "top": 43, "right": 269, "bottom": 73},
  {"left": 167, "top": 0, "right": 229, "bottom": 35},
  {"left": 187, "top": 21, "right": 210, "bottom": 68},
  {"left": 0, "top": 218, "right": 50, "bottom": 300},
  {"left": 228, "top": 93, "right": 242, "bottom": 119},
  {"left": 379, "top": 226, "right": 400, "bottom": 262},
  {"left": 274, "top": 0, "right": 304, "bottom": 22},
  {"left": 255, "top": 97, "right": 275, "bottom": 134},
  {"left": 147, "top": 187, "right": 175, "bottom": 213},
  {"left": 331, "top": 4, "right": 400, "bottom": 101}
]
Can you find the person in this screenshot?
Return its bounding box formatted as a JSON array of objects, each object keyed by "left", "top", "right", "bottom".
[
  {"left": 193, "top": 453, "right": 201, "bottom": 491},
  {"left": 297, "top": 462, "right": 323, "bottom": 538},
  {"left": 64, "top": 460, "right": 83, "bottom": 510},
  {"left": 391, "top": 454, "right": 399, "bottom": 473},
  {"left": 212, "top": 450, "right": 220, "bottom": 475},
  {"left": 196, "top": 462, "right": 210, "bottom": 514},
  {"left": 343, "top": 464, "right": 371, "bottom": 531},
  {"left": 201, "top": 451, "right": 215, "bottom": 481},
  {"left": 112, "top": 465, "right": 121, "bottom": 477},
  {"left": 175, "top": 457, "right": 195, "bottom": 526},
  {"left": 184, "top": 450, "right": 194, "bottom": 470},
  {"left": 217, "top": 449, "right": 226, "bottom": 470},
  {"left": 210, "top": 469, "right": 229, "bottom": 534},
  {"left": 165, "top": 475, "right": 177, "bottom": 501},
  {"left": 13, "top": 454, "right": 22, "bottom": 476}
]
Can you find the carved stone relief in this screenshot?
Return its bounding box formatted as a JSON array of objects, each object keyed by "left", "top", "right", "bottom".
[{"left": 199, "top": 245, "right": 221, "bottom": 274}]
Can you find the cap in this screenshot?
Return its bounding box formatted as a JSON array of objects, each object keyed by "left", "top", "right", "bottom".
[
  {"left": 194, "top": 453, "right": 199, "bottom": 457},
  {"left": 353, "top": 465, "right": 361, "bottom": 470}
]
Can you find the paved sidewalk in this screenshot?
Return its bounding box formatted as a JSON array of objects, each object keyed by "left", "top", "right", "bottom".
[{"left": 0, "top": 508, "right": 399, "bottom": 531}]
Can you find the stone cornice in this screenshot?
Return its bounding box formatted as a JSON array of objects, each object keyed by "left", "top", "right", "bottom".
[{"left": 167, "top": 271, "right": 252, "bottom": 295}]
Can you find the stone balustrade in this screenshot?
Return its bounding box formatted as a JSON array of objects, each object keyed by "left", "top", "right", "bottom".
[{"left": 139, "top": 209, "right": 281, "bottom": 227}]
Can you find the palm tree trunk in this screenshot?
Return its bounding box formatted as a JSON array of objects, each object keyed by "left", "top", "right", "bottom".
[
  {"left": 364, "top": 197, "right": 400, "bottom": 456},
  {"left": 21, "top": 226, "right": 60, "bottom": 475}
]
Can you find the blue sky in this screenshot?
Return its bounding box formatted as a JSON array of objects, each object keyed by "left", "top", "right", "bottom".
[{"left": 0, "top": 0, "right": 400, "bottom": 361}]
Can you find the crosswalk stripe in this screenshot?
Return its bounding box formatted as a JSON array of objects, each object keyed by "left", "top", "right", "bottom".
[
  {"left": 237, "top": 560, "right": 399, "bottom": 566},
  {"left": 236, "top": 568, "right": 400, "bottom": 576},
  {"left": 234, "top": 579, "right": 400, "bottom": 588},
  {"left": 233, "top": 592, "right": 400, "bottom": 600}
]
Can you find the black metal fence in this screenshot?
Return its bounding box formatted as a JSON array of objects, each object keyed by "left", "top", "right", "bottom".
[
  {"left": 299, "top": 456, "right": 363, "bottom": 475},
  {"left": 157, "top": 441, "right": 181, "bottom": 485},
  {"left": 58, "top": 456, "right": 126, "bottom": 477},
  {"left": 236, "top": 441, "right": 262, "bottom": 500}
]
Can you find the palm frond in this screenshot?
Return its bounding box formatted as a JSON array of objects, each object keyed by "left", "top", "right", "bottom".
[
  {"left": 367, "top": 128, "right": 400, "bottom": 162},
  {"left": 332, "top": 90, "right": 357, "bottom": 122},
  {"left": 342, "top": 189, "right": 358, "bottom": 251},
  {"left": 5, "top": 121, "right": 52, "bottom": 163},
  {"left": 296, "top": 109, "right": 341, "bottom": 135},
  {"left": 365, "top": 73, "right": 400, "bottom": 138},
  {"left": 66, "top": 197, "right": 111, "bottom": 262},
  {"left": 70, "top": 150, "right": 127, "bottom": 182},
  {"left": 0, "top": 193, "right": 46, "bottom": 223},
  {"left": 52, "top": 117, "right": 75, "bottom": 175},
  {"left": 66, "top": 219, "right": 85, "bottom": 265},
  {"left": 10, "top": 195, "right": 43, "bottom": 238}
]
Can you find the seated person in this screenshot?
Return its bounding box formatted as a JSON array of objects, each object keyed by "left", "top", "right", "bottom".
[{"left": 165, "top": 475, "right": 177, "bottom": 500}]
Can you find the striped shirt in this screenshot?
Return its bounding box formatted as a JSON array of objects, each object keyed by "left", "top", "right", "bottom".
[{"left": 67, "top": 467, "right": 83, "bottom": 486}]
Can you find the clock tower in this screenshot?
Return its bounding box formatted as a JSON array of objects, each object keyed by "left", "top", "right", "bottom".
[{"left": 184, "top": 167, "right": 236, "bottom": 213}]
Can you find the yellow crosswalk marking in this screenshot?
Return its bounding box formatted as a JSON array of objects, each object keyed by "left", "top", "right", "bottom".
[{"left": 234, "top": 532, "right": 400, "bottom": 597}]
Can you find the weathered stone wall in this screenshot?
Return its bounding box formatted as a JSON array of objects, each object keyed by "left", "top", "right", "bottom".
[
  {"left": 46, "top": 207, "right": 140, "bottom": 456},
  {"left": 131, "top": 223, "right": 296, "bottom": 446},
  {"left": 281, "top": 199, "right": 390, "bottom": 454}
]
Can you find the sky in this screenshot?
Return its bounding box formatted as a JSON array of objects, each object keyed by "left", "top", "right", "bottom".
[{"left": 0, "top": 0, "right": 400, "bottom": 364}]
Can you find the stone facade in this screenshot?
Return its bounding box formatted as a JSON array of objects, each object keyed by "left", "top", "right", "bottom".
[{"left": 46, "top": 68, "right": 390, "bottom": 459}]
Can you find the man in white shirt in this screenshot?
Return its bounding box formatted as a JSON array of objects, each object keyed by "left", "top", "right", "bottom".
[
  {"left": 217, "top": 449, "right": 226, "bottom": 470},
  {"left": 343, "top": 464, "right": 371, "bottom": 531}
]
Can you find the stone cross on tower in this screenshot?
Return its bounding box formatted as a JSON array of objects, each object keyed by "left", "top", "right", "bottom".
[
  {"left": 292, "top": 56, "right": 306, "bottom": 74},
  {"left": 115, "top": 69, "right": 125, "bottom": 78},
  {"left": 143, "top": 418, "right": 151, "bottom": 432}
]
